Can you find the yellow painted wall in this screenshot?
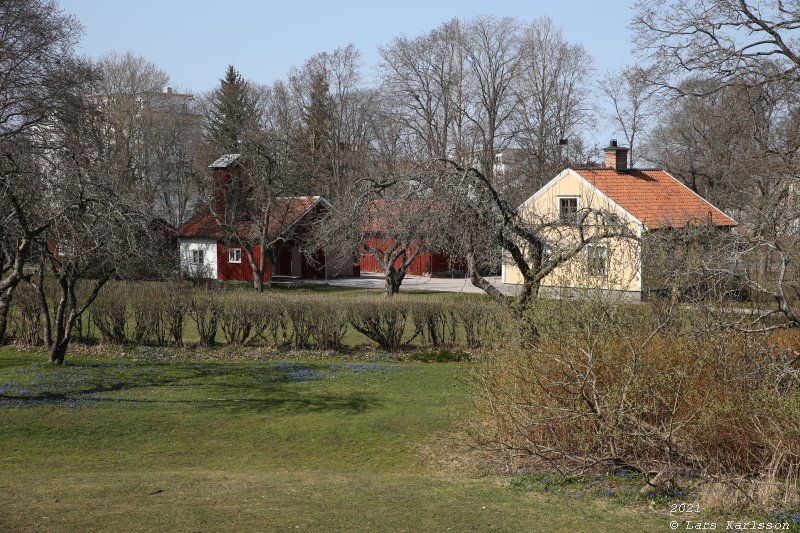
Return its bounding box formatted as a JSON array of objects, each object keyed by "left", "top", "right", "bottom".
[{"left": 502, "top": 170, "right": 642, "bottom": 293}]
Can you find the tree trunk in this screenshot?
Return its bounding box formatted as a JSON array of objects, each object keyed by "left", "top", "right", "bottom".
[
  {"left": 252, "top": 272, "right": 264, "bottom": 292},
  {"left": 0, "top": 286, "right": 16, "bottom": 344},
  {"left": 48, "top": 342, "right": 67, "bottom": 365},
  {"left": 384, "top": 270, "right": 401, "bottom": 297}
]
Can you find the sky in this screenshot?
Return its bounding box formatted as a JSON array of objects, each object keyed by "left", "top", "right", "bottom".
[{"left": 58, "top": 0, "right": 640, "bottom": 94}]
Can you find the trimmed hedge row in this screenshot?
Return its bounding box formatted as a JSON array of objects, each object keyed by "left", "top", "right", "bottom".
[{"left": 10, "top": 282, "right": 506, "bottom": 351}]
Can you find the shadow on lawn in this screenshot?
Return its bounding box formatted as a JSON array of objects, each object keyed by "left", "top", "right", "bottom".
[{"left": 0, "top": 360, "right": 387, "bottom": 415}]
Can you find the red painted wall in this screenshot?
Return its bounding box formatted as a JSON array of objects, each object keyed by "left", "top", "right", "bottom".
[
  {"left": 216, "top": 243, "right": 310, "bottom": 282},
  {"left": 217, "top": 243, "right": 270, "bottom": 282},
  {"left": 361, "top": 237, "right": 456, "bottom": 276}
]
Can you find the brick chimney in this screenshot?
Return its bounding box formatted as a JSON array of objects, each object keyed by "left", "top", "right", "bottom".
[{"left": 603, "top": 139, "right": 629, "bottom": 171}]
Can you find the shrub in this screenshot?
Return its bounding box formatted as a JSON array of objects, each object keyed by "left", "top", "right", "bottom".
[
  {"left": 347, "top": 296, "right": 412, "bottom": 351},
  {"left": 219, "top": 294, "right": 257, "bottom": 345},
  {"left": 130, "top": 284, "right": 168, "bottom": 345},
  {"left": 307, "top": 297, "right": 348, "bottom": 350},
  {"left": 11, "top": 283, "right": 42, "bottom": 345},
  {"left": 411, "top": 299, "right": 457, "bottom": 348},
  {"left": 281, "top": 296, "right": 311, "bottom": 348},
  {"left": 249, "top": 295, "right": 287, "bottom": 347},
  {"left": 90, "top": 282, "right": 128, "bottom": 344},
  {"left": 455, "top": 297, "right": 506, "bottom": 348},
  {"left": 474, "top": 299, "right": 800, "bottom": 510},
  {"left": 162, "top": 283, "right": 190, "bottom": 346},
  {"left": 189, "top": 290, "right": 220, "bottom": 346}
]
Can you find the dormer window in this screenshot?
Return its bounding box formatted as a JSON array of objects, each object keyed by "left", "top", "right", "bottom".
[{"left": 559, "top": 197, "right": 578, "bottom": 222}]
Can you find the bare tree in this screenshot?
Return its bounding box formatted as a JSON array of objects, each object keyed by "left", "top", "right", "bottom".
[
  {"left": 0, "top": 0, "right": 91, "bottom": 342},
  {"left": 0, "top": 0, "right": 84, "bottom": 142},
  {"left": 97, "top": 51, "right": 201, "bottom": 228},
  {"left": 635, "top": 2, "right": 800, "bottom": 328},
  {"left": 379, "top": 19, "right": 471, "bottom": 162},
  {"left": 289, "top": 44, "right": 376, "bottom": 198},
  {"left": 601, "top": 65, "right": 658, "bottom": 167},
  {"left": 633, "top": 0, "right": 800, "bottom": 87},
  {"left": 96, "top": 51, "right": 169, "bottom": 182},
  {"left": 441, "top": 162, "right": 638, "bottom": 309},
  {"left": 512, "top": 17, "right": 595, "bottom": 188},
  {"left": 29, "top": 77, "right": 154, "bottom": 364},
  {"left": 311, "top": 167, "right": 454, "bottom": 296},
  {"left": 199, "top": 147, "right": 303, "bottom": 292},
  {"left": 373, "top": 15, "right": 613, "bottom": 308},
  {"left": 462, "top": 16, "right": 521, "bottom": 179}
]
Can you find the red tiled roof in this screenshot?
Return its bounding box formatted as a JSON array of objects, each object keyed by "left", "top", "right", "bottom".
[
  {"left": 363, "top": 199, "right": 441, "bottom": 234},
  {"left": 177, "top": 197, "right": 324, "bottom": 239},
  {"left": 573, "top": 168, "right": 737, "bottom": 229}
]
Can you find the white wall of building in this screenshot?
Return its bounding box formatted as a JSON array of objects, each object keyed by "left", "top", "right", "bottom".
[{"left": 178, "top": 238, "right": 218, "bottom": 279}]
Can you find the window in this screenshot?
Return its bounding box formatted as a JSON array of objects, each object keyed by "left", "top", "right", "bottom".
[
  {"left": 586, "top": 244, "right": 608, "bottom": 276},
  {"left": 559, "top": 197, "right": 578, "bottom": 222},
  {"left": 191, "top": 249, "right": 205, "bottom": 265},
  {"left": 228, "top": 248, "right": 242, "bottom": 264}
]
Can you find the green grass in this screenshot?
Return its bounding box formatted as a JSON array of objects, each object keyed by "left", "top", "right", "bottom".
[{"left": 0, "top": 350, "right": 664, "bottom": 532}]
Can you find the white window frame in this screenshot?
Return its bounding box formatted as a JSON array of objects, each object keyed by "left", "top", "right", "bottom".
[
  {"left": 191, "top": 249, "right": 205, "bottom": 265},
  {"left": 586, "top": 243, "right": 608, "bottom": 277},
  {"left": 228, "top": 248, "right": 242, "bottom": 264},
  {"left": 558, "top": 196, "right": 579, "bottom": 222}
]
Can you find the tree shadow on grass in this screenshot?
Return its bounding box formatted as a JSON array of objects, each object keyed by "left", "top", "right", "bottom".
[{"left": 0, "top": 360, "right": 386, "bottom": 415}]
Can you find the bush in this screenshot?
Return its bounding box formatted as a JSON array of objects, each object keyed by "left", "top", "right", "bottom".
[
  {"left": 11, "top": 283, "right": 42, "bottom": 345},
  {"left": 474, "top": 299, "right": 800, "bottom": 510},
  {"left": 284, "top": 296, "right": 315, "bottom": 349},
  {"left": 15, "top": 279, "right": 504, "bottom": 352},
  {"left": 219, "top": 294, "right": 257, "bottom": 345},
  {"left": 411, "top": 299, "right": 457, "bottom": 348},
  {"left": 307, "top": 297, "right": 348, "bottom": 350},
  {"left": 248, "top": 295, "right": 286, "bottom": 347},
  {"left": 90, "top": 283, "right": 128, "bottom": 344},
  {"left": 347, "top": 296, "right": 412, "bottom": 351},
  {"left": 163, "top": 283, "right": 190, "bottom": 346},
  {"left": 130, "top": 285, "right": 168, "bottom": 345},
  {"left": 189, "top": 290, "right": 221, "bottom": 346},
  {"left": 455, "top": 297, "right": 506, "bottom": 348}
]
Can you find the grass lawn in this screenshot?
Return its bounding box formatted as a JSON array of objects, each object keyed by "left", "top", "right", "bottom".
[{"left": 0, "top": 350, "right": 664, "bottom": 532}]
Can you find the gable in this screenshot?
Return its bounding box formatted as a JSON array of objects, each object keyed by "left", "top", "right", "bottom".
[{"left": 520, "top": 169, "right": 641, "bottom": 225}]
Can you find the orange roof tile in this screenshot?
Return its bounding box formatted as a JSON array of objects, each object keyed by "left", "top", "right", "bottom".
[{"left": 573, "top": 168, "right": 736, "bottom": 229}]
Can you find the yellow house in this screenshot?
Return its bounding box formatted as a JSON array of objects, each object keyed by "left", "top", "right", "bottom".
[{"left": 502, "top": 141, "right": 737, "bottom": 301}]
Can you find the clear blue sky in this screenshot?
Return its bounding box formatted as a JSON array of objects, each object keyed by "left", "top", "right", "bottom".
[{"left": 59, "top": 0, "right": 639, "bottom": 94}]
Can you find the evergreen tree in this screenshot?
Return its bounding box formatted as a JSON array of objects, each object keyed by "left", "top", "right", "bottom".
[
  {"left": 204, "top": 66, "right": 261, "bottom": 153},
  {"left": 297, "top": 71, "right": 335, "bottom": 194}
]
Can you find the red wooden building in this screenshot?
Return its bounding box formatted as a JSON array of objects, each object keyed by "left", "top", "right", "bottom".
[
  {"left": 359, "top": 237, "right": 456, "bottom": 276},
  {"left": 359, "top": 200, "right": 463, "bottom": 277},
  {"left": 177, "top": 154, "right": 357, "bottom": 282}
]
